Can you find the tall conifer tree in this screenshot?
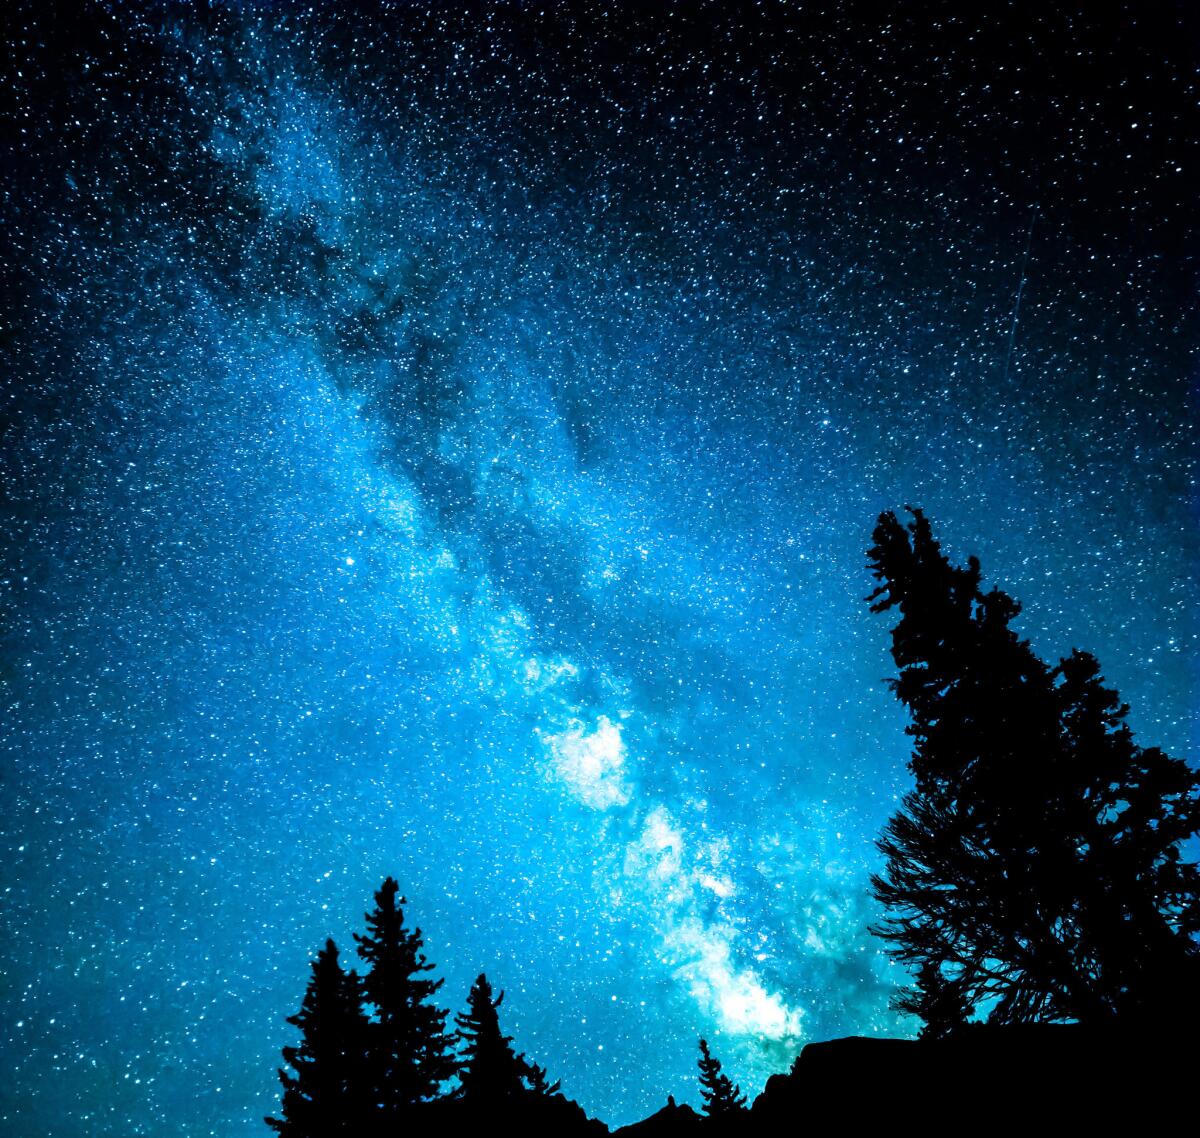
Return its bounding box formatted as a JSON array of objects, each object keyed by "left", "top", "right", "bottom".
[
  {"left": 266, "top": 939, "right": 370, "bottom": 1137},
  {"left": 354, "top": 878, "right": 456, "bottom": 1122},
  {"left": 867, "top": 508, "right": 1200, "bottom": 1028}
]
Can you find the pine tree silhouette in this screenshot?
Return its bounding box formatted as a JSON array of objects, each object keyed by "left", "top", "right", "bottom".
[
  {"left": 354, "top": 878, "right": 456, "bottom": 1124},
  {"left": 266, "top": 939, "right": 371, "bottom": 1137},
  {"left": 454, "top": 973, "right": 527, "bottom": 1105},
  {"left": 696, "top": 1038, "right": 747, "bottom": 1118},
  {"left": 867, "top": 508, "right": 1200, "bottom": 1028},
  {"left": 896, "top": 960, "right": 971, "bottom": 1041},
  {"left": 520, "top": 1056, "right": 562, "bottom": 1097}
]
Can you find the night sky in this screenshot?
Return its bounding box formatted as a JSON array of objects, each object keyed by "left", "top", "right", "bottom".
[{"left": 1, "top": 2, "right": 1195, "bottom": 1134}]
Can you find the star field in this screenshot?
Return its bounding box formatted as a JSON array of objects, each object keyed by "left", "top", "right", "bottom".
[{"left": 1, "top": 3, "right": 1195, "bottom": 1135}]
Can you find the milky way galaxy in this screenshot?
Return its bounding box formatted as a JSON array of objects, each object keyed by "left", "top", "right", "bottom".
[{"left": 1, "top": 3, "right": 1195, "bottom": 1135}]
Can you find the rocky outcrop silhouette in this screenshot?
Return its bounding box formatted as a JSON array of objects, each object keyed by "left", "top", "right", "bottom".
[
  {"left": 751, "top": 1024, "right": 1189, "bottom": 1132},
  {"left": 612, "top": 1094, "right": 702, "bottom": 1137},
  {"left": 606, "top": 1024, "right": 1190, "bottom": 1136}
]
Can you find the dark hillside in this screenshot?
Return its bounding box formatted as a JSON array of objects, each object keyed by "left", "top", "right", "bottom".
[{"left": 614, "top": 1025, "right": 1191, "bottom": 1135}]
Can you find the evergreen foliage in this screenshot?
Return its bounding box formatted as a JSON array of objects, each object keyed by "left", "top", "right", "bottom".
[
  {"left": 354, "top": 878, "right": 456, "bottom": 1121},
  {"left": 696, "top": 1038, "right": 747, "bottom": 1118},
  {"left": 867, "top": 508, "right": 1200, "bottom": 1028},
  {"left": 895, "top": 960, "right": 971, "bottom": 1041},
  {"left": 454, "top": 973, "right": 527, "bottom": 1105},
  {"left": 520, "top": 1057, "right": 562, "bottom": 1097},
  {"left": 265, "top": 939, "right": 371, "bottom": 1137}
]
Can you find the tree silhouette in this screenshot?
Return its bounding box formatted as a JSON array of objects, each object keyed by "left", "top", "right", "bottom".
[
  {"left": 454, "top": 973, "right": 527, "bottom": 1105},
  {"left": 896, "top": 960, "right": 970, "bottom": 1041},
  {"left": 867, "top": 508, "right": 1200, "bottom": 1029},
  {"left": 520, "top": 1056, "right": 562, "bottom": 1097},
  {"left": 696, "top": 1038, "right": 747, "bottom": 1118},
  {"left": 354, "top": 878, "right": 456, "bottom": 1123},
  {"left": 266, "top": 939, "right": 370, "bottom": 1137}
]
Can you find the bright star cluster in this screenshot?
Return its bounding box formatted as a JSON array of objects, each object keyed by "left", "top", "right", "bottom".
[{"left": 1, "top": 4, "right": 1194, "bottom": 1136}]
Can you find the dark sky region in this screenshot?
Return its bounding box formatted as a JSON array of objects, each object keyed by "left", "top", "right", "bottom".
[{"left": 1, "top": 1, "right": 1195, "bottom": 1134}]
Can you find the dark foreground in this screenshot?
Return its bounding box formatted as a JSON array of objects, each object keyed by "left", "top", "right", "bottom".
[{"left": 508, "top": 1025, "right": 1192, "bottom": 1136}]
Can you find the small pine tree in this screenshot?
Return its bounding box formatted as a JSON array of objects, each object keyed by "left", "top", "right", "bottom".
[
  {"left": 455, "top": 973, "right": 527, "bottom": 1105},
  {"left": 354, "top": 878, "right": 456, "bottom": 1122},
  {"left": 696, "top": 1038, "right": 747, "bottom": 1118},
  {"left": 266, "top": 939, "right": 370, "bottom": 1137}
]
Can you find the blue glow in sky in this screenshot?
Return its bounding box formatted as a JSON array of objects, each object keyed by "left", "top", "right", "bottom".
[{"left": 1, "top": 4, "right": 1194, "bottom": 1135}]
